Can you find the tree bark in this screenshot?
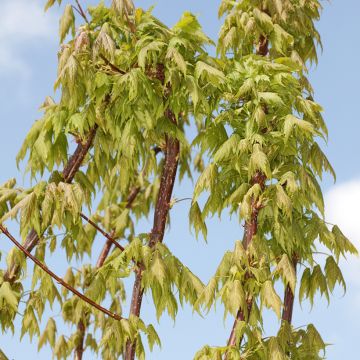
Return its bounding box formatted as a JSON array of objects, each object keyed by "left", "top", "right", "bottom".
[
  {"left": 124, "top": 110, "right": 180, "bottom": 360},
  {"left": 74, "top": 320, "right": 86, "bottom": 360},
  {"left": 226, "top": 173, "right": 266, "bottom": 351},
  {"left": 225, "top": 26, "right": 270, "bottom": 356},
  {"left": 281, "top": 257, "right": 298, "bottom": 324}
]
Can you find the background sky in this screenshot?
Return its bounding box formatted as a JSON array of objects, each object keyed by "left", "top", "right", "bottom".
[{"left": 0, "top": 0, "right": 360, "bottom": 359}]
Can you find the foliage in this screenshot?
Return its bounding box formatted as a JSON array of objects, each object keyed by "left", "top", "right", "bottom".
[{"left": 0, "top": 1, "right": 356, "bottom": 360}]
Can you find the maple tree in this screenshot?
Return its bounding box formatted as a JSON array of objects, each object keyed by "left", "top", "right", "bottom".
[{"left": 0, "top": 1, "right": 356, "bottom": 360}]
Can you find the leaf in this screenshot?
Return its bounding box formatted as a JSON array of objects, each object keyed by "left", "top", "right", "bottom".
[
  {"left": 151, "top": 252, "right": 167, "bottom": 285},
  {"left": 325, "top": 256, "right": 346, "bottom": 293},
  {"left": 0, "top": 192, "right": 35, "bottom": 224},
  {"left": 45, "top": 0, "right": 58, "bottom": 11},
  {"left": 166, "top": 47, "right": 187, "bottom": 75},
  {"left": 38, "top": 318, "right": 57, "bottom": 350},
  {"left": 146, "top": 324, "right": 161, "bottom": 351},
  {"left": 299, "top": 268, "right": 311, "bottom": 303},
  {"left": 213, "top": 134, "right": 241, "bottom": 163},
  {"left": 94, "top": 23, "right": 116, "bottom": 61},
  {"left": 193, "top": 163, "right": 217, "bottom": 201},
  {"left": 59, "top": 5, "right": 75, "bottom": 44},
  {"left": 189, "top": 201, "right": 207, "bottom": 240},
  {"left": 268, "top": 338, "right": 286, "bottom": 360},
  {"left": 261, "top": 280, "right": 282, "bottom": 318},
  {"left": 310, "top": 265, "right": 329, "bottom": 304},
  {"left": 284, "top": 114, "right": 314, "bottom": 140},
  {"left": 332, "top": 225, "right": 358, "bottom": 256},
  {"left": 112, "top": 0, "right": 135, "bottom": 15},
  {"left": 195, "top": 61, "right": 225, "bottom": 86},
  {"left": 275, "top": 254, "right": 296, "bottom": 292},
  {"left": 138, "top": 41, "right": 166, "bottom": 69},
  {"left": 0, "top": 282, "right": 18, "bottom": 311},
  {"left": 275, "top": 184, "right": 292, "bottom": 218},
  {"left": 0, "top": 349, "right": 9, "bottom": 360},
  {"left": 258, "top": 92, "right": 284, "bottom": 107},
  {"left": 249, "top": 144, "right": 271, "bottom": 179},
  {"left": 253, "top": 8, "right": 274, "bottom": 34}
]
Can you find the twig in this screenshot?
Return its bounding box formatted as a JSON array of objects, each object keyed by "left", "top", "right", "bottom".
[
  {"left": 0, "top": 225, "right": 122, "bottom": 321},
  {"left": 99, "top": 55, "right": 126, "bottom": 74},
  {"left": 80, "top": 213, "right": 125, "bottom": 252},
  {"left": 74, "top": 0, "right": 89, "bottom": 23}
]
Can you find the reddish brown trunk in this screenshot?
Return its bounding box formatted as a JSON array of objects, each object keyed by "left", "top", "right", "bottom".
[
  {"left": 226, "top": 172, "right": 266, "bottom": 353},
  {"left": 74, "top": 320, "right": 86, "bottom": 360},
  {"left": 124, "top": 109, "right": 180, "bottom": 360},
  {"left": 225, "top": 27, "right": 270, "bottom": 356},
  {"left": 282, "top": 257, "right": 298, "bottom": 324}
]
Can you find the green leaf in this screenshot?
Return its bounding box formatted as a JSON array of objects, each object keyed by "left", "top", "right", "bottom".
[
  {"left": 0, "top": 282, "right": 19, "bottom": 312},
  {"left": 253, "top": 8, "right": 274, "bottom": 34},
  {"left": 261, "top": 280, "right": 282, "bottom": 318},
  {"left": 325, "top": 256, "right": 346, "bottom": 293},
  {"left": 275, "top": 254, "right": 296, "bottom": 293},
  {"left": 268, "top": 337, "right": 286, "bottom": 360},
  {"left": 284, "top": 114, "right": 314, "bottom": 140},
  {"left": 166, "top": 47, "right": 187, "bottom": 75},
  {"left": 189, "top": 201, "right": 207, "bottom": 240},
  {"left": 249, "top": 144, "right": 271, "bottom": 179},
  {"left": 59, "top": 5, "right": 75, "bottom": 44},
  {"left": 195, "top": 61, "right": 225, "bottom": 86},
  {"left": 138, "top": 41, "right": 166, "bottom": 70}
]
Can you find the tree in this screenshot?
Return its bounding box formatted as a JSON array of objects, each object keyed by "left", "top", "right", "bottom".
[{"left": 0, "top": 1, "right": 356, "bottom": 360}]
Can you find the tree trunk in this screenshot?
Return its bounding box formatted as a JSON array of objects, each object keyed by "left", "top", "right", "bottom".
[{"left": 124, "top": 110, "right": 180, "bottom": 360}]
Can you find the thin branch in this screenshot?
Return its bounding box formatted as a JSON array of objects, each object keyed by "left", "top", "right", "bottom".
[
  {"left": 80, "top": 213, "right": 125, "bottom": 252},
  {"left": 100, "top": 55, "right": 126, "bottom": 75},
  {"left": 0, "top": 225, "right": 122, "bottom": 321},
  {"left": 74, "top": 0, "right": 89, "bottom": 23}
]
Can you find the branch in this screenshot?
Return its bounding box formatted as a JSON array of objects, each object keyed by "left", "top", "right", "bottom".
[
  {"left": 82, "top": 186, "right": 141, "bottom": 267},
  {"left": 80, "top": 213, "right": 125, "bottom": 252},
  {"left": 74, "top": 0, "right": 89, "bottom": 23},
  {"left": 99, "top": 55, "right": 126, "bottom": 75},
  {"left": 4, "top": 126, "right": 98, "bottom": 283},
  {"left": 0, "top": 225, "right": 122, "bottom": 321}
]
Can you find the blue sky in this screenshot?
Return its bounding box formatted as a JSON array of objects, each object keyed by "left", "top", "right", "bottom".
[{"left": 0, "top": 0, "right": 360, "bottom": 359}]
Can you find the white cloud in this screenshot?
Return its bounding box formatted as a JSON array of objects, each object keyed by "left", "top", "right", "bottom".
[
  {"left": 0, "top": 0, "right": 57, "bottom": 77},
  {"left": 325, "top": 179, "right": 360, "bottom": 286},
  {"left": 325, "top": 179, "right": 360, "bottom": 249}
]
